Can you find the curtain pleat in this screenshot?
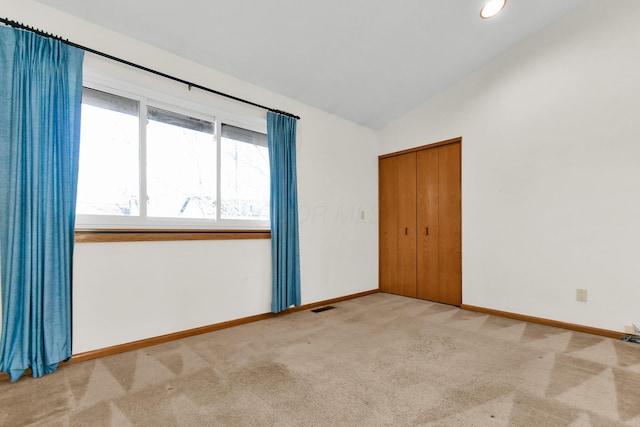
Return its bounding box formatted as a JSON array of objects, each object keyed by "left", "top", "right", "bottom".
[
  {"left": 0, "top": 26, "right": 83, "bottom": 382},
  {"left": 267, "top": 112, "right": 301, "bottom": 313}
]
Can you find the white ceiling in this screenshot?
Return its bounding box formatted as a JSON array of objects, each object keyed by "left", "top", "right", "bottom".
[{"left": 36, "top": 0, "right": 588, "bottom": 129}]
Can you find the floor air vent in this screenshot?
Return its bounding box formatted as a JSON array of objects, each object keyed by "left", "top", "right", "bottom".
[{"left": 311, "top": 306, "right": 336, "bottom": 313}]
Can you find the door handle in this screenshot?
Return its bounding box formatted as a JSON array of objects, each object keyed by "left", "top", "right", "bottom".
[
  {"left": 426, "top": 227, "right": 429, "bottom": 236},
  {"left": 405, "top": 227, "right": 408, "bottom": 235}
]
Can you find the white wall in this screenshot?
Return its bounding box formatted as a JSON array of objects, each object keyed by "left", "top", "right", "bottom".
[
  {"left": 2, "top": 1, "right": 379, "bottom": 353},
  {"left": 380, "top": 1, "right": 640, "bottom": 333}
]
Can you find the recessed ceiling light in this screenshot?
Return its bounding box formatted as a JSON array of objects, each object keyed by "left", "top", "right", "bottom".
[{"left": 480, "top": 0, "right": 507, "bottom": 19}]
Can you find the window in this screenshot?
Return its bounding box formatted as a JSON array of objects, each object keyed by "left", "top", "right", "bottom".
[
  {"left": 220, "top": 124, "right": 270, "bottom": 221},
  {"left": 76, "top": 86, "right": 270, "bottom": 230},
  {"left": 77, "top": 88, "right": 140, "bottom": 216},
  {"left": 146, "top": 106, "right": 216, "bottom": 220}
]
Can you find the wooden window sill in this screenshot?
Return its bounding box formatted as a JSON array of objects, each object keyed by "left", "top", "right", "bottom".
[{"left": 74, "top": 229, "right": 271, "bottom": 243}]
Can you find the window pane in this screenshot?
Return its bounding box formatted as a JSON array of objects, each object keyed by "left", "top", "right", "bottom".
[
  {"left": 77, "top": 88, "right": 140, "bottom": 216},
  {"left": 220, "top": 124, "right": 270, "bottom": 220},
  {"left": 147, "top": 106, "right": 216, "bottom": 219}
]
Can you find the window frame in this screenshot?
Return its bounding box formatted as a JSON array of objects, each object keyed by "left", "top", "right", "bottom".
[{"left": 76, "top": 74, "right": 271, "bottom": 234}]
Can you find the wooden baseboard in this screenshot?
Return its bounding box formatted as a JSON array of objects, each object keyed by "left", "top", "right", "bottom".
[
  {"left": 1, "top": 289, "right": 379, "bottom": 382},
  {"left": 461, "top": 304, "right": 624, "bottom": 339}
]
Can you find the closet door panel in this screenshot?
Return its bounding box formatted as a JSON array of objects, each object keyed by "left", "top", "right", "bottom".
[
  {"left": 437, "top": 142, "right": 462, "bottom": 305},
  {"left": 378, "top": 157, "right": 398, "bottom": 294},
  {"left": 416, "top": 149, "right": 439, "bottom": 301},
  {"left": 396, "top": 152, "right": 417, "bottom": 297}
]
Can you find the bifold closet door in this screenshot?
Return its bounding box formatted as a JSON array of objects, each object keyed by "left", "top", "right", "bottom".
[
  {"left": 417, "top": 142, "right": 461, "bottom": 306},
  {"left": 417, "top": 148, "right": 439, "bottom": 301},
  {"left": 378, "top": 156, "right": 398, "bottom": 294},
  {"left": 378, "top": 152, "right": 417, "bottom": 297},
  {"left": 396, "top": 152, "right": 417, "bottom": 297}
]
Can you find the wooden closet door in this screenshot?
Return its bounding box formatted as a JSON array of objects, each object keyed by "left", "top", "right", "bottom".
[
  {"left": 416, "top": 141, "right": 461, "bottom": 305},
  {"left": 396, "top": 152, "right": 417, "bottom": 297},
  {"left": 417, "top": 149, "right": 439, "bottom": 301},
  {"left": 378, "top": 156, "right": 398, "bottom": 294},
  {"left": 437, "top": 142, "right": 461, "bottom": 305},
  {"left": 379, "top": 140, "right": 459, "bottom": 302}
]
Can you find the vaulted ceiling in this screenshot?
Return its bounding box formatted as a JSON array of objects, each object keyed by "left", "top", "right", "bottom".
[{"left": 35, "top": 0, "right": 588, "bottom": 129}]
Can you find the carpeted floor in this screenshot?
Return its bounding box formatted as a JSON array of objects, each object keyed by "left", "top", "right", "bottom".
[{"left": 2, "top": 292, "right": 640, "bottom": 426}]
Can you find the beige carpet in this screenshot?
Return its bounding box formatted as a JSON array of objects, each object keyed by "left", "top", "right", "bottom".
[{"left": 2, "top": 293, "right": 640, "bottom": 426}]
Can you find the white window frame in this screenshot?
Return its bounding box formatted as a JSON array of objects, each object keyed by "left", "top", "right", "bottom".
[{"left": 76, "top": 69, "right": 270, "bottom": 231}]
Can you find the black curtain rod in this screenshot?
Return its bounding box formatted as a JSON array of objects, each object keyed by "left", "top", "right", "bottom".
[{"left": 0, "top": 17, "right": 301, "bottom": 120}]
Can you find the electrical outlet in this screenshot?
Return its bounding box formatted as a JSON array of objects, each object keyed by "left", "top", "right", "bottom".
[
  {"left": 625, "top": 325, "right": 636, "bottom": 335},
  {"left": 576, "top": 288, "right": 588, "bottom": 302}
]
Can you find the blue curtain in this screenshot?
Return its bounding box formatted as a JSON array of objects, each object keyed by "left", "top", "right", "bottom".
[
  {"left": 267, "top": 112, "right": 301, "bottom": 313},
  {"left": 0, "top": 27, "right": 84, "bottom": 382}
]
